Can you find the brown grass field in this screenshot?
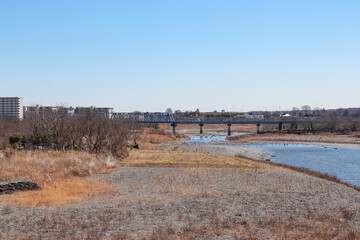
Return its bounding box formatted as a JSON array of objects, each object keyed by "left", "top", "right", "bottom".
[
  {"left": 2, "top": 179, "right": 112, "bottom": 208},
  {"left": 136, "top": 127, "right": 189, "bottom": 150},
  {"left": 120, "top": 149, "right": 258, "bottom": 168},
  {"left": 0, "top": 150, "right": 115, "bottom": 207}
]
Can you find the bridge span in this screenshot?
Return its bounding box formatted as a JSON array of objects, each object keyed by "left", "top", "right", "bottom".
[{"left": 137, "top": 120, "right": 293, "bottom": 135}]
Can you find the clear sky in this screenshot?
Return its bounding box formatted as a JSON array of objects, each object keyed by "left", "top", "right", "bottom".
[{"left": 1, "top": 0, "right": 359, "bottom": 112}]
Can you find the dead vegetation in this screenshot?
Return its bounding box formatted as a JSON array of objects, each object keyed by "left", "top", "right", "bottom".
[
  {"left": 2, "top": 179, "right": 112, "bottom": 208},
  {"left": 120, "top": 149, "right": 257, "bottom": 168},
  {"left": 1, "top": 165, "right": 358, "bottom": 239},
  {"left": 134, "top": 127, "right": 189, "bottom": 150},
  {"left": 227, "top": 134, "right": 251, "bottom": 143},
  {"left": 0, "top": 150, "right": 115, "bottom": 207},
  {"left": 0, "top": 150, "right": 117, "bottom": 185},
  {"left": 0, "top": 113, "right": 130, "bottom": 157}
]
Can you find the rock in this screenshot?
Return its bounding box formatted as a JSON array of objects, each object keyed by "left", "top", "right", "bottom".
[{"left": 0, "top": 180, "right": 39, "bottom": 195}]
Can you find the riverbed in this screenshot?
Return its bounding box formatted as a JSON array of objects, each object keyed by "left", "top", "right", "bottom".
[{"left": 183, "top": 133, "right": 360, "bottom": 187}]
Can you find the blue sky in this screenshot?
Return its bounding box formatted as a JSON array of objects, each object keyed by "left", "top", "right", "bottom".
[{"left": 1, "top": 0, "right": 359, "bottom": 112}]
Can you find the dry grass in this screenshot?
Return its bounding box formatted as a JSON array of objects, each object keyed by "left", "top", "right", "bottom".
[
  {"left": 137, "top": 141, "right": 153, "bottom": 150},
  {"left": 227, "top": 135, "right": 251, "bottom": 143},
  {"left": 142, "top": 133, "right": 173, "bottom": 144},
  {"left": 0, "top": 150, "right": 116, "bottom": 207},
  {"left": 2, "top": 179, "right": 112, "bottom": 208},
  {"left": 0, "top": 150, "right": 117, "bottom": 185},
  {"left": 0, "top": 161, "right": 359, "bottom": 239},
  {"left": 135, "top": 127, "right": 189, "bottom": 150},
  {"left": 120, "top": 149, "right": 258, "bottom": 168}
]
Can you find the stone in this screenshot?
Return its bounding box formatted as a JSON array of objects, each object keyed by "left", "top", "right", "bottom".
[{"left": 0, "top": 180, "right": 39, "bottom": 195}]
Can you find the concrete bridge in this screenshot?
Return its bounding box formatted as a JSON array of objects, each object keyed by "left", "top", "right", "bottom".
[{"left": 137, "top": 120, "right": 293, "bottom": 135}]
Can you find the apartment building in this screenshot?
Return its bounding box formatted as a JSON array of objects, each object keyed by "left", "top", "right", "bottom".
[
  {"left": 0, "top": 97, "right": 24, "bottom": 120},
  {"left": 93, "top": 107, "right": 114, "bottom": 119},
  {"left": 26, "top": 105, "right": 113, "bottom": 118},
  {"left": 74, "top": 106, "right": 94, "bottom": 115},
  {"left": 58, "top": 107, "right": 75, "bottom": 116},
  {"left": 75, "top": 106, "right": 114, "bottom": 119},
  {"left": 25, "top": 105, "right": 41, "bottom": 115},
  {"left": 25, "top": 105, "right": 75, "bottom": 116}
]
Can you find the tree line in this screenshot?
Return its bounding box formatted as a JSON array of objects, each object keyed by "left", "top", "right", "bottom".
[{"left": 0, "top": 112, "right": 134, "bottom": 158}]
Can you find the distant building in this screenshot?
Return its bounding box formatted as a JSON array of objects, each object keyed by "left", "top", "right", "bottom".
[
  {"left": 25, "top": 105, "right": 41, "bottom": 115},
  {"left": 57, "top": 106, "right": 75, "bottom": 116},
  {"left": 92, "top": 107, "right": 114, "bottom": 119},
  {"left": 25, "top": 105, "right": 75, "bottom": 116},
  {"left": 74, "top": 106, "right": 94, "bottom": 115},
  {"left": 25, "top": 104, "right": 113, "bottom": 119},
  {"left": 39, "top": 106, "right": 58, "bottom": 114},
  {"left": 75, "top": 106, "right": 113, "bottom": 119},
  {"left": 0, "top": 97, "right": 24, "bottom": 120},
  {"left": 240, "top": 113, "right": 263, "bottom": 120}
]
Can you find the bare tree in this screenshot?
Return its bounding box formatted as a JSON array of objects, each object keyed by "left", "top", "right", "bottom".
[
  {"left": 68, "top": 113, "right": 129, "bottom": 157},
  {"left": 301, "top": 105, "right": 311, "bottom": 112},
  {"left": 19, "top": 111, "right": 130, "bottom": 157}
]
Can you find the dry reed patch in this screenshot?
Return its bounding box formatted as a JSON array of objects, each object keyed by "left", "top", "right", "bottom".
[
  {"left": 142, "top": 134, "right": 172, "bottom": 144},
  {"left": 2, "top": 179, "right": 112, "bottom": 208},
  {"left": 175, "top": 132, "right": 190, "bottom": 139},
  {"left": 228, "top": 135, "right": 251, "bottom": 143},
  {"left": 136, "top": 127, "right": 189, "bottom": 149},
  {"left": 0, "top": 150, "right": 117, "bottom": 184},
  {"left": 137, "top": 141, "right": 153, "bottom": 150},
  {"left": 120, "top": 150, "right": 257, "bottom": 168}
]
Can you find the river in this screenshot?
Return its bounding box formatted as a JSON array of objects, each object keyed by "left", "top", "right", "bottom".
[{"left": 186, "top": 133, "right": 360, "bottom": 187}]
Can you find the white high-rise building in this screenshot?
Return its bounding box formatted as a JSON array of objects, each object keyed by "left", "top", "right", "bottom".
[{"left": 0, "top": 97, "right": 24, "bottom": 120}]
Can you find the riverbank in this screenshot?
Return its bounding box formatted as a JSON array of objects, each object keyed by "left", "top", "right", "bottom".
[{"left": 1, "top": 149, "right": 359, "bottom": 239}]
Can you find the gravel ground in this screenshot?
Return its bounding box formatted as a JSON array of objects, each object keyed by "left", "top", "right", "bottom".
[{"left": 0, "top": 166, "right": 359, "bottom": 239}]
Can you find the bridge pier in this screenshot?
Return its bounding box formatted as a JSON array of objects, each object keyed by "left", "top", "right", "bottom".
[
  {"left": 279, "top": 122, "right": 283, "bottom": 131},
  {"left": 257, "top": 124, "right": 261, "bottom": 134},
  {"left": 171, "top": 123, "right": 177, "bottom": 135},
  {"left": 199, "top": 124, "right": 204, "bottom": 134},
  {"left": 227, "top": 124, "right": 231, "bottom": 136}
]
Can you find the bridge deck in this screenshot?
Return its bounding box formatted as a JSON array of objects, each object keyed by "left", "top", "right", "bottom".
[{"left": 137, "top": 121, "right": 292, "bottom": 124}]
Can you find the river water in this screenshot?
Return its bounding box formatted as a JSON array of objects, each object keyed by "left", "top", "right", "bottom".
[{"left": 186, "top": 134, "right": 360, "bottom": 187}]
